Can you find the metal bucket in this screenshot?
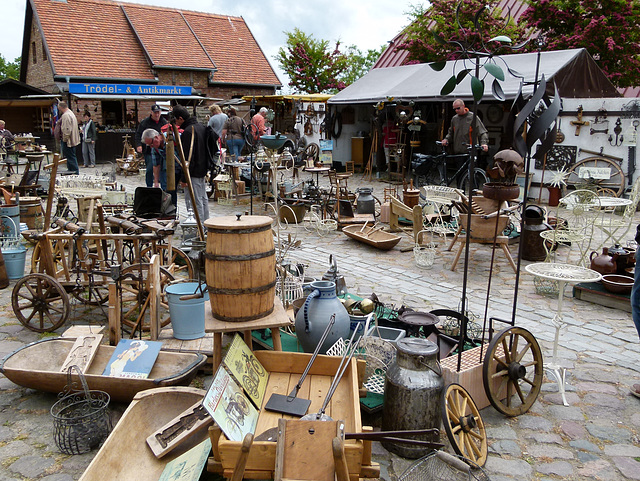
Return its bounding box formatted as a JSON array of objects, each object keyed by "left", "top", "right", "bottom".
[{"left": 165, "top": 282, "right": 208, "bottom": 340}]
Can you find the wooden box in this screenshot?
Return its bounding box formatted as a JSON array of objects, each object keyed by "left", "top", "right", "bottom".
[
  {"left": 208, "top": 350, "right": 379, "bottom": 480},
  {"left": 214, "top": 180, "right": 245, "bottom": 200},
  {"left": 440, "top": 344, "right": 505, "bottom": 411}
]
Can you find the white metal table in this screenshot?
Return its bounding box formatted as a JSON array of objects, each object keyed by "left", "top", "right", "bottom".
[{"left": 524, "top": 262, "right": 602, "bottom": 406}]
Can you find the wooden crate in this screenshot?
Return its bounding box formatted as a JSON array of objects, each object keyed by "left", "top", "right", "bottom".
[
  {"left": 208, "top": 350, "right": 379, "bottom": 480},
  {"left": 440, "top": 344, "right": 505, "bottom": 411}
]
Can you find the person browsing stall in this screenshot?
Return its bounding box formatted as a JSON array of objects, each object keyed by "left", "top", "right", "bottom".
[
  {"left": 442, "top": 99, "right": 489, "bottom": 154},
  {"left": 173, "top": 105, "right": 209, "bottom": 223},
  {"left": 135, "top": 105, "right": 168, "bottom": 187}
]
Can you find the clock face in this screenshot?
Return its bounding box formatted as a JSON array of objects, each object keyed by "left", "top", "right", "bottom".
[{"left": 487, "top": 104, "right": 504, "bottom": 124}]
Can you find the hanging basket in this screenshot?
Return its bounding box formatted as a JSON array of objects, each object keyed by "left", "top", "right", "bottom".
[{"left": 51, "top": 365, "right": 111, "bottom": 455}]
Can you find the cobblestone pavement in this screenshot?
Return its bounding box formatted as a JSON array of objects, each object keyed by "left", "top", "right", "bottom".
[{"left": 0, "top": 164, "right": 638, "bottom": 480}]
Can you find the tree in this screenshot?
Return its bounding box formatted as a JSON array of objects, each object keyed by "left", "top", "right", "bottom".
[
  {"left": 276, "top": 29, "right": 349, "bottom": 94},
  {"left": 340, "top": 45, "right": 386, "bottom": 86},
  {"left": 276, "top": 29, "right": 383, "bottom": 94},
  {"left": 398, "top": 1, "right": 530, "bottom": 64},
  {"left": 521, "top": 0, "right": 640, "bottom": 88},
  {"left": 0, "top": 55, "right": 20, "bottom": 80}
]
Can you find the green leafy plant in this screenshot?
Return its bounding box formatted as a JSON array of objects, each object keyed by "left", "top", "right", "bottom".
[{"left": 275, "top": 29, "right": 384, "bottom": 94}]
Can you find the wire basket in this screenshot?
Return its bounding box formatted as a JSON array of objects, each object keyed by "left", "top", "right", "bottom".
[
  {"left": 51, "top": 365, "right": 111, "bottom": 455},
  {"left": 399, "top": 451, "right": 490, "bottom": 481},
  {"left": 414, "top": 230, "right": 437, "bottom": 268},
  {"left": 357, "top": 325, "right": 397, "bottom": 395},
  {"left": 276, "top": 262, "right": 304, "bottom": 307}
]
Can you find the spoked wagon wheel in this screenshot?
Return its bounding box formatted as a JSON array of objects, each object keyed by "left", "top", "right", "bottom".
[
  {"left": 304, "top": 143, "right": 320, "bottom": 163},
  {"left": 12, "top": 273, "right": 70, "bottom": 332},
  {"left": 482, "top": 326, "right": 543, "bottom": 417},
  {"left": 442, "top": 383, "right": 488, "bottom": 467},
  {"left": 31, "top": 238, "right": 73, "bottom": 277},
  {"left": 120, "top": 263, "right": 174, "bottom": 334},
  {"left": 566, "top": 157, "right": 625, "bottom": 196},
  {"left": 140, "top": 245, "right": 194, "bottom": 281}
]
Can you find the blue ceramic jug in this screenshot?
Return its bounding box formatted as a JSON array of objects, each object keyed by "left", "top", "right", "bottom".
[{"left": 295, "top": 280, "right": 350, "bottom": 354}]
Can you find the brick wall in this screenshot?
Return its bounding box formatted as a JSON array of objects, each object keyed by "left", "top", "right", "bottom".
[{"left": 25, "top": 23, "right": 56, "bottom": 92}]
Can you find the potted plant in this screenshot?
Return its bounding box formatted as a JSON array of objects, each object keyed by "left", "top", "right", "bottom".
[
  {"left": 483, "top": 149, "right": 525, "bottom": 200},
  {"left": 545, "top": 168, "right": 568, "bottom": 207}
]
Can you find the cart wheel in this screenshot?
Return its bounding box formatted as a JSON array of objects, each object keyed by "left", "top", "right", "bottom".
[
  {"left": 482, "top": 326, "right": 543, "bottom": 417},
  {"left": 120, "top": 263, "right": 174, "bottom": 333},
  {"left": 12, "top": 273, "right": 70, "bottom": 332},
  {"left": 566, "top": 156, "right": 625, "bottom": 196},
  {"left": 304, "top": 143, "right": 320, "bottom": 163},
  {"left": 140, "top": 245, "right": 194, "bottom": 282},
  {"left": 442, "top": 383, "right": 488, "bottom": 467},
  {"left": 31, "top": 238, "right": 73, "bottom": 276}
]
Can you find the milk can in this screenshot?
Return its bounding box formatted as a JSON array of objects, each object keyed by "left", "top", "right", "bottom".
[
  {"left": 382, "top": 338, "right": 443, "bottom": 458},
  {"left": 521, "top": 205, "right": 550, "bottom": 261},
  {"left": 356, "top": 188, "right": 375, "bottom": 214}
]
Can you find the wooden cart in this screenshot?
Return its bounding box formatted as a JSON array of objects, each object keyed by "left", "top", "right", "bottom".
[{"left": 13, "top": 212, "right": 192, "bottom": 335}]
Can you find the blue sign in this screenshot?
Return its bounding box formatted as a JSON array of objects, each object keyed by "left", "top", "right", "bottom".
[{"left": 69, "top": 83, "right": 192, "bottom": 96}]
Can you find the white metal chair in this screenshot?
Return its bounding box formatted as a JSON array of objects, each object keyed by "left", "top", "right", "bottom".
[{"left": 594, "top": 176, "right": 640, "bottom": 249}]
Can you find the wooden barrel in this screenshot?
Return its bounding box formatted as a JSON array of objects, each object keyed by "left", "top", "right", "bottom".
[
  {"left": 403, "top": 189, "right": 421, "bottom": 208},
  {"left": 204, "top": 215, "right": 276, "bottom": 322},
  {"left": 19, "top": 197, "right": 43, "bottom": 229}
]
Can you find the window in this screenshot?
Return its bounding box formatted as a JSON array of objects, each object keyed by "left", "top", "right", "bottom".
[
  {"left": 42, "top": 42, "right": 47, "bottom": 61},
  {"left": 31, "top": 42, "right": 36, "bottom": 64}
]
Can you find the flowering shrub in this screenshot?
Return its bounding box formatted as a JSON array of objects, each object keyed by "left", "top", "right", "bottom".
[
  {"left": 276, "top": 29, "right": 381, "bottom": 94},
  {"left": 521, "top": 0, "right": 640, "bottom": 88}
]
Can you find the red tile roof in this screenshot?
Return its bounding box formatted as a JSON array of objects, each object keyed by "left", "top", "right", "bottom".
[
  {"left": 30, "top": 0, "right": 280, "bottom": 86},
  {"left": 33, "top": 0, "right": 155, "bottom": 80}
]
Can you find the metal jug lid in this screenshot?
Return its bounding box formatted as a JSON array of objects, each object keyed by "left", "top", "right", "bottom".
[{"left": 396, "top": 338, "right": 439, "bottom": 357}]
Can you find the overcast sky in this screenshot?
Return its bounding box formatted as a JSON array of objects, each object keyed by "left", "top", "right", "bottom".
[{"left": 0, "top": 0, "right": 418, "bottom": 89}]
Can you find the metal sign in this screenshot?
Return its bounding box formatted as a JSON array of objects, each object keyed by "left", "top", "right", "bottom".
[
  {"left": 577, "top": 166, "right": 611, "bottom": 180},
  {"left": 69, "top": 83, "right": 192, "bottom": 96}
]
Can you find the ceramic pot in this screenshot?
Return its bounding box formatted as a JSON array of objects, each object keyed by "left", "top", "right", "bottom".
[
  {"left": 294, "top": 280, "right": 350, "bottom": 354},
  {"left": 482, "top": 182, "right": 520, "bottom": 201},
  {"left": 547, "top": 186, "right": 561, "bottom": 207},
  {"left": 589, "top": 248, "right": 617, "bottom": 276},
  {"left": 608, "top": 244, "right": 631, "bottom": 274}
]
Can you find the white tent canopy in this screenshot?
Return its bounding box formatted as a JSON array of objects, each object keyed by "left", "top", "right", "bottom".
[{"left": 329, "top": 48, "right": 619, "bottom": 105}]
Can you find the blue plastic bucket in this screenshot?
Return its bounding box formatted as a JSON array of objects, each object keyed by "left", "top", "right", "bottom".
[
  {"left": 165, "top": 282, "right": 208, "bottom": 340},
  {"left": 3, "top": 246, "right": 26, "bottom": 279}
]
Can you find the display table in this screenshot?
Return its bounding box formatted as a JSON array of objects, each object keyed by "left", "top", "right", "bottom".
[
  {"left": 205, "top": 298, "right": 292, "bottom": 371},
  {"left": 303, "top": 166, "right": 330, "bottom": 185},
  {"left": 524, "top": 263, "right": 602, "bottom": 406}
]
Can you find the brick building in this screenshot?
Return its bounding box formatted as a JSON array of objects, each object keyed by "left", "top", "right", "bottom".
[{"left": 19, "top": 0, "right": 281, "bottom": 160}]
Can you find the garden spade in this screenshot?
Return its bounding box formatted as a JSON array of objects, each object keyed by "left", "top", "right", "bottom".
[{"left": 264, "top": 315, "right": 336, "bottom": 417}]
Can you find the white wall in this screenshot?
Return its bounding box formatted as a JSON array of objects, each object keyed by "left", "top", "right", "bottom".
[{"left": 527, "top": 97, "right": 640, "bottom": 201}]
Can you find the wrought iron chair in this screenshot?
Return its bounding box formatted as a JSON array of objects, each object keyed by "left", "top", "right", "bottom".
[
  {"left": 594, "top": 176, "right": 640, "bottom": 249},
  {"left": 542, "top": 189, "right": 602, "bottom": 266}
]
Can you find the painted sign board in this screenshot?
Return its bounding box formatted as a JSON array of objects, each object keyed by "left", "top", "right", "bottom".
[{"left": 69, "top": 83, "right": 192, "bottom": 96}]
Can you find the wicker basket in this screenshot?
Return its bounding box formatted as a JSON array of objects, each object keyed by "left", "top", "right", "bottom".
[{"left": 51, "top": 366, "right": 111, "bottom": 455}]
